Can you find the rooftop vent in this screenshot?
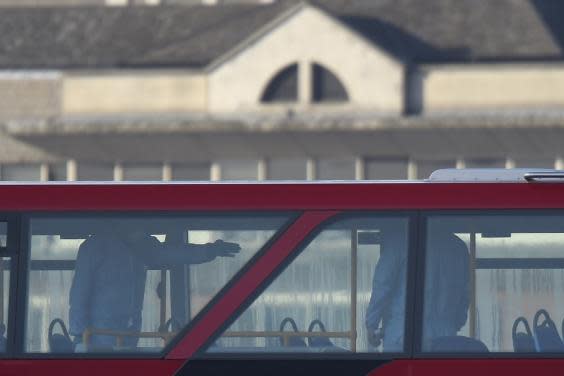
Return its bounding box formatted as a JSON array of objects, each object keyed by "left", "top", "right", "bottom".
[{"left": 428, "top": 168, "right": 562, "bottom": 182}]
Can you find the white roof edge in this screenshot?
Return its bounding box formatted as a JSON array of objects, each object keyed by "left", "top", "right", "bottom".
[
  {"left": 427, "top": 168, "right": 559, "bottom": 182},
  {"left": 2, "top": 169, "right": 564, "bottom": 184},
  {"left": 0, "top": 180, "right": 427, "bottom": 185}
]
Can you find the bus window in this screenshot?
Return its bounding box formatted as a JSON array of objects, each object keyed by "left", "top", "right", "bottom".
[
  {"left": 423, "top": 213, "right": 564, "bottom": 354},
  {"left": 0, "top": 222, "right": 12, "bottom": 354},
  {"left": 0, "top": 222, "right": 6, "bottom": 248},
  {"left": 188, "top": 228, "right": 282, "bottom": 318},
  {"left": 0, "top": 257, "right": 10, "bottom": 353},
  {"left": 208, "top": 215, "right": 409, "bottom": 354},
  {"left": 24, "top": 213, "right": 291, "bottom": 354}
]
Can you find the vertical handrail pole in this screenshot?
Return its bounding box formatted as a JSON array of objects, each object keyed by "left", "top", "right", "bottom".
[
  {"left": 469, "top": 232, "right": 477, "bottom": 338},
  {"left": 351, "top": 229, "right": 358, "bottom": 352},
  {"left": 160, "top": 269, "right": 167, "bottom": 329},
  {"left": 0, "top": 258, "right": 4, "bottom": 324}
]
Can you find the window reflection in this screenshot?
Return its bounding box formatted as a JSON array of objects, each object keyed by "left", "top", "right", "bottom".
[
  {"left": 25, "top": 214, "right": 290, "bottom": 354},
  {"left": 210, "top": 216, "right": 409, "bottom": 353},
  {"left": 0, "top": 258, "right": 10, "bottom": 353},
  {"left": 0, "top": 222, "right": 6, "bottom": 248},
  {"left": 424, "top": 214, "right": 564, "bottom": 353}
]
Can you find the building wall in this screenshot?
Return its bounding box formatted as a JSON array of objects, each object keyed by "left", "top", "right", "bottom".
[
  {"left": 208, "top": 5, "right": 404, "bottom": 113},
  {"left": 0, "top": 0, "right": 274, "bottom": 6},
  {"left": 0, "top": 72, "right": 61, "bottom": 120},
  {"left": 0, "top": 0, "right": 105, "bottom": 5},
  {"left": 62, "top": 72, "right": 207, "bottom": 115},
  {"left": 416, "top": 64, "right": 564, "bottom": 113},
  {"left": 164, "top": 0, "right": 275, "bottom": 3}
]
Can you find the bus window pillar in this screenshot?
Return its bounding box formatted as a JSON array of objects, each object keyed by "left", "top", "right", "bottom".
[
  {"left": 350, "top": 228, "right": 358, "bottom": 352},
  {"left": 469, "top": 232, "right": 477, "bottom": 339}
]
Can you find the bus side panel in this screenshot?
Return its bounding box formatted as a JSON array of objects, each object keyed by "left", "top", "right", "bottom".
[
  {"left": 368, "top": 359, "right": 564, "bottom": 376},
  {"left": 0, "top": 360, "right": 183, "bottom": 375},
  {"left": 177, "top": 359, "right": 391, "bottom": 376}
]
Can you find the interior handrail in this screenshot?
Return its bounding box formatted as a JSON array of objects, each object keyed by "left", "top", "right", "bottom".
[
  {"left": 222, "top": 330, "right": 351, "bottom": 338},
  {"left": 82, "top": 328, "right": 177, "bottom": 347}
]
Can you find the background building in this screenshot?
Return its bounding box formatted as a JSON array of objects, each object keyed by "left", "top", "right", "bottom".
[
  {"left": 0, "top": 0, "right": 563, "bottom": 181},
  {"left": 0, "top": 0, "right": 274, "bottom": 7}
]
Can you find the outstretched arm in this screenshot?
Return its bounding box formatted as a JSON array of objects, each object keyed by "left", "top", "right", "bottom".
[{"left": 141, "top": 237, "right": 241, "bottom": 267}]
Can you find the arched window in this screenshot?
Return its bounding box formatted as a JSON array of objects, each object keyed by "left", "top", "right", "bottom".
[
  {"left": 260, "top": 63, "right": 298, "bottom": 103},
  {"left": 312, "top": 63, "right": 348, "bottom": 102}
]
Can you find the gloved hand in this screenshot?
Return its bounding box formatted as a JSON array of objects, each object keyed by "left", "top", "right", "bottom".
[
  {"left": 367, "top": 328, "right": 384, "bottom": 348},
  {"left": 210, "top": 239, "right": 241, "bottom": 258}
]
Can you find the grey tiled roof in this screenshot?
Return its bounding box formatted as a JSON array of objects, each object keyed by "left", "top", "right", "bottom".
[
  {"left": 314, "top": 0, "right": 564, "bottom": 62},
  {"left": 0, "top": 0, "right": 563, "bottom": 69},
  {"left": 0, "top": 1, "right": 298, "bottom": 69}
]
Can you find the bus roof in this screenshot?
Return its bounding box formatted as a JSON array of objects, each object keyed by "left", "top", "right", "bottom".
[
  {"left": 0, "top": 168, "right": 562, "bottom": 185},
  {"left": 427, "top": 168, "right": 563, "bottom": 182}
]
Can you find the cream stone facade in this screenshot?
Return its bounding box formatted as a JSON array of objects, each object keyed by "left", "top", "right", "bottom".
[
  {"left": 208, "top": 5, "right": 404, "bottom": 113},
  {"left": 62, "top": 72, "right": 207, "bottom": 115},
  {"left": 417, "top": 64, "right": 564, "bottom": 113},
  {"left": 0, "top": 72, "right": 61, "bottom": 120}
]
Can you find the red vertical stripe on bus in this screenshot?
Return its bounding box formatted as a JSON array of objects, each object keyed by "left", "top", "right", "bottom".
[{"left": 166, "top": 211, "right": 338, "bottom": 360}]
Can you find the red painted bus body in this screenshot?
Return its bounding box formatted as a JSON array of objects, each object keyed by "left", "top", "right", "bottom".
[{"left": 0, "top": 181, "right": 562, "bottom": 375}]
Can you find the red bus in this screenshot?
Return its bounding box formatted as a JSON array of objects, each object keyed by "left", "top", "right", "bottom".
[{"left": 0, "top": 169, "right": 563, "bottom": 375}]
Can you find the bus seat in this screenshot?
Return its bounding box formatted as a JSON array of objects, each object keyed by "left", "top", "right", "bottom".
[
  {"left": 279, "top": 317, "right": 306, "bottom": 347},
  {"left": 533, "top": 309, "right": 564, "bottom": 352},
  {"left": 430, "top": 336, "right": 489, "bottom": 353},
  {"left": 307, "top": 319, "right": 347, "bottom": 352},
  {"left": 307, "top": 319, "right": 335, "bottom": 348},
  {"left": 48, "top": 318, "right": 73, "bottom": 353},
  {"left": 512, "top": 316, "right": 535, "bottom": 352}
]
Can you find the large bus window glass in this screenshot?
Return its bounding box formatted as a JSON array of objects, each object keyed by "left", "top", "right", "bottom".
[
  {"left": 208, "top": 215, "right": 409, "bottom": 354},
  {"left": 423, "top": 214, "right": 564, "bottom": 354},
  {"left": 0, "top": 257, "right": 10, "bottom": 353},
  {"left": 0, "top": 222, "right": 6, "bottom": 248},
  {"left": 25, "top": 214, "right": 291, "bottom": 354}
]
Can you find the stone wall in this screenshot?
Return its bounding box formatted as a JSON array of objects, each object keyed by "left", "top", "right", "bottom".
[
  {"left": 0, "top": 72, "right": 61, "bottom": 120},
  {"left": 62, "top": 72, "right": 207, "bottom": 115},
  {"left": 414, "top": 64, "right": 564, "bottom": 113}
]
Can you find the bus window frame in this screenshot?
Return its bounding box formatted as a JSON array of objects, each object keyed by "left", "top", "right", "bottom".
[
  {"left": 185, "top": 211, "right": 419, "bottom": 362},
  {"left": 13, "top": 210, "right": 299, "bottom": 359},
  {"left": 12, "top": 207, "right": 564, "bottom": 360},
  {"left": 0, "top": 213, "right": 21, "bottom": 359},
  {"left": 415, "top": 209, "right": 564, "bottom": 359}
]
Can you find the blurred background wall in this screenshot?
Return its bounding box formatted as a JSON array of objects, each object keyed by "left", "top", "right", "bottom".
[{"left": 0, "top": 0, "right": 563, "bottom": 181}]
